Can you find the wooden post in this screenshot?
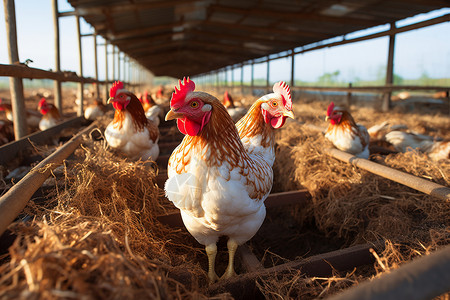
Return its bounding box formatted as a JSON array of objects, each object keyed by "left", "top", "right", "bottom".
[
  {"left": 93, "top": 33, "right": 100, "bottom": 100},
  {"left": 240, "top": 63, "right": 244, "bottom": 95},
  {"left": 3, "top": 0, "right": 27, "bottom": 138},
  {"left": 112, "top": 46, "right": 116, "bottom": 81},
  {"left": 266, "top": 57, "right": 270, "bottom": 90},
  {"left": 76, "top": 15, "right": 83, "bottom": 116},
  {"left": 51, "top": 0, "right": 63, "bottom": 115},
  {"left": 251, "top": 60, "right": 254, "bottom": 96},
  {"left": 382, "top": 22, "right": 396, "bottom": 112},
  {"left": 117, "top": 52, "right": 121, "bottom": 81},
  {"left": 104, "top": 41, "right": 108, "bottom": 102},
  {"left": 290, "top": 50, "right": 295, "bottom": 88},
  {"left": 346, "top": 82, "right": 352, "bottom": 107}
]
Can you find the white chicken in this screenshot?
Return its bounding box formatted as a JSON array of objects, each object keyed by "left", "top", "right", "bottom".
[
  {"left": 164, "top": 78, "right": 294, "bottom": 283},
  {"left": 385, "top": 131, "right": 449, "bottom": 161},
  {"left": 222, "top": 91, "right": 247, "bottom": 122},
  {"left": 84, "top": 99, "right": 107, "bottom": 121},
  {"left": 105, "top": 81, "right": 159, "bottom": 161},
  {"left": 141, "top": 91, "right": 162, "bottom": 126},
  {"left": 325, "top": 102, "right": 370, "bottom": 158},
  {"left": 38, "top": 98, "right": 61, "bottom": 131}
]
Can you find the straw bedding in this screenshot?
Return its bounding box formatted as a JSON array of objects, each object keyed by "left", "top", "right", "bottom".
[{"left": 0, "top": 98, "right": 448, "bottom": 299}]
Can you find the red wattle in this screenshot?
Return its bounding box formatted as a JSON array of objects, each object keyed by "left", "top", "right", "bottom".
[
  {"left": 271, "top": 116, "right": 286, "bottom": 129},
  {"left": 177, "top": 118, "right": 200, "bottom": 136},
  {"left": 263, "top": 110, "right": 286, "bottom": 128}
]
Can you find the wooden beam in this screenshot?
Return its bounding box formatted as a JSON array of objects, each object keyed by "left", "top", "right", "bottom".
[
  {"left": 208, "top": 242, "right": 382, "bottom": 299},
  {"left": 0, "top": 117, "right": 86, "bottom": 165},
  {"left": 4, "top": 0, "right": 28, "bottom": 139},
  {"left": 210, "top": 4, "right": 382, "bottom": 27},
  {"left": 52, "top": 0, "right": 63, "bottom": 114},
  {"left": 75, "top": 0, "right": 199, "bottom": 15},
  {"left": 382, "top": 22, "right": 396, "bottom": 112},
  {"left": 76, "top": 15, "right": 84, "bottom": 117},
  {"left": 0, "top": 123, "right": 97, "bottom": 237},
  {"left": 0, "top": 64, "right": 101, "bottom": 83},
  {"left": 325, "top": 148, "right": 450, "bottom": 201},
  {"left": 93, "top": 34, "right": 100, "bottom": 99},
  {"left": 191, "top": 29, "right": 298, "bottom": 47},
  {"left": 204, "top": 20, "right": 333, "bottom": 39}
]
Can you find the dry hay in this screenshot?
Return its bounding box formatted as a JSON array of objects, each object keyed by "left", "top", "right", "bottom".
[
  {"left": 0, "top": 122, "right": 230, "bottom": 299},
  {"left": 267, "top": 99, "right": 449, "bottom": 298},
  {"left": 274, "top": 100, "right": 449, "bottom": 246},
  {"left": 255, "top": 229, "right": 449, "bottom": 299},
  {"left": 0, "top": 97, "right": 448, "bottom": 299}
]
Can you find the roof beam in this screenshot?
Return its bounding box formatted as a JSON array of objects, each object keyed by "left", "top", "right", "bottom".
[
  {"left": 73, "top": 0, "right": 198, "bottom": 15},
  {"left": 209, "top": 4, "right": 382, "bottom": 27},
  {"left": 203, "top": 20, "right": 333, "bottom": 39},
  {"left": 191, "top": 29, "right": 297, "bottom": 47}
]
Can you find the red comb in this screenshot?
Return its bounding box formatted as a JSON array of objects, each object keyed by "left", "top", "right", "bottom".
[
  {"left": 110, "top": 81, "right": 124, "bottom": 98},
  {"left": 171, "top": 77, "right": 195, "bottom": 107},
  {"left": 326, "top": 102, "right": 335, "bottom": 117},
  {"left": 38, "top": 97, "right": 46, "bottom": 108},
  {"left": 273, "top": 81, "right": 292, "bottom": 110}
]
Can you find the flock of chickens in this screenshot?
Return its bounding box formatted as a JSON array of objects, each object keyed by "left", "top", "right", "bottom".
[{"left": 0, "top": 78, "right": 448, "bottom": 284}]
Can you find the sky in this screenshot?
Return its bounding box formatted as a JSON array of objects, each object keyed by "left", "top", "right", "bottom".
[{"left": 0, "top": 1, "right": 449, "bottom": 84}]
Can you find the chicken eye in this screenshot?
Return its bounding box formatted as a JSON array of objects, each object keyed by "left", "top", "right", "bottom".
[
  {"left": 271, "top": 101, "right": 278, "bottom": 107},
  {"left": 190, "top": 101, "right": 199, "bottom": 108}
]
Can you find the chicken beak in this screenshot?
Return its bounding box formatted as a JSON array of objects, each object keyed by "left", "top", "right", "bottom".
[
  {"left": 107, "top": 97, "right": 113, "bottom": 104},
  {"left": 283, "top": 110, "right": 295, "bottom": 119},
  {"left": 165, "top": 109, "right": 184, "bottom": 121},
  {"left": 325, "top": 116, "right": 329, "bottom": 121}
]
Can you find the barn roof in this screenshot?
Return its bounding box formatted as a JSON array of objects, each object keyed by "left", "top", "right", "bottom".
[{"left": 66, "top": 0, "right": 449, "bottom": 78}]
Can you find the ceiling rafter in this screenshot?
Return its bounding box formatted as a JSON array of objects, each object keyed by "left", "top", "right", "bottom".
[{"left": 210, "top": 4, "right": 382, "bottom": 27}]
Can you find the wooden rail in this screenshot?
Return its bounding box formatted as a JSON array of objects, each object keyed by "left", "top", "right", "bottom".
[
  {"left": 0, "top": 116, "right": 88, "bottom": 165},
  {"left": 0, "top": 64, "right": 101, "bottom": 83},
  {"left": 325, "top": 148, "right": 450, "bottom": 201},
  {"left": 0, "top": 122, "right": 97, "bottom": 237}
]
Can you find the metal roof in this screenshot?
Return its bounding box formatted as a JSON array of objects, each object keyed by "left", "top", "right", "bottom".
[{"left": 67, "top": 0, "right": 449, "bottom": 78}]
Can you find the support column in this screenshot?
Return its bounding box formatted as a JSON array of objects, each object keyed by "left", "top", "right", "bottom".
[
  {"left": 4, "top": 0, "right": 27, "bottom": 138},
  {"left": 266, "top": 57, "right": 270, "bottom": 90},
  {"left": 290, "top": 50, "right": 295, "bottom": 87},
  {"left": 51, "top": 0, "right": 63, "bottom": 114},
  {"left": 104, "top": 41, "right": 109, "bottom": 102},
  {"left": 93, "top": 33, "right": 100, "bottom": 100},
  {"left": 76, "top": 15, "right": 83, "bottom": 116},
  {"left": 382, "top": 22, "right": 396, "bottom": 112},
  {"left": 240, "top": 63, "right": 244, "bottom": 95},
  {"left": 112, "top": 46, "right": 116, "bottom": 81},
  {"left": 251, "top": 60, "right": 254, "bottom": 96}
]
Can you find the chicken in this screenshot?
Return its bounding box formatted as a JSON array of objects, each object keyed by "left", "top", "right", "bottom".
[
  {"left": 325, "top": 102, "right": 370, "bottom": 158},
  {"left": 141, "top": 91, "right": 162, "bottom": 126},
  {"left": 385, "top": 131, "right": 449, "bottom": 161},
  {"left": 38, "top": 97, "right": 61, "bottom": 131},
  {"left": 164, "top": 78, "right": 294, "bottom": 283},
  {"left": 222, "top": 91, "right": 246, "bottom": 122},
  {"left": 84, "top": 99, "right": 107, "bottom": 121},
  {"left": 105, "top": 81, "right": 159, "bottom": 161},
  {"left": 0, "top": 98, "right": 41, "bottom": 128}
]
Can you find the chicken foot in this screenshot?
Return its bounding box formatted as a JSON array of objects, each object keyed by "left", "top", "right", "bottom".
[
  {"left": 221, "top": 238, "right": 238, "bottom": 280},
  {"left": 205, "top": 244, "right": 219, "bottom": 284}
]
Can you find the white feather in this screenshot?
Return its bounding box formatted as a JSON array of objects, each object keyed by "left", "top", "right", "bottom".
[{"left": 105, "top": 111, "right": 159, "bottom": 161}]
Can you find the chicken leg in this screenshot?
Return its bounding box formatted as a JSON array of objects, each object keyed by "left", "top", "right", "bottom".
[
  {"left": 222, "top": 238, "right": 238, "bottom": 280},
  {"left": 205, "top": 244, "right": 219, "bottom": 284}
]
